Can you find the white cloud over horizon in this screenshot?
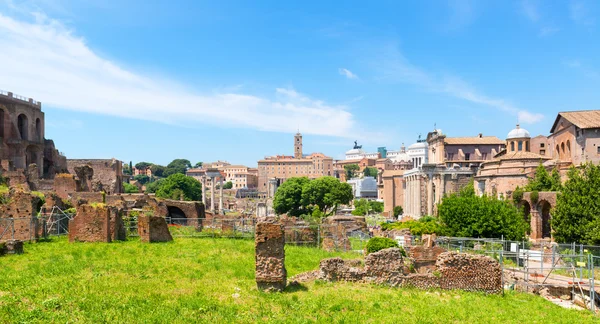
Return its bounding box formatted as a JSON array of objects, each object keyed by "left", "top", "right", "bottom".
[
  {"left": 373, "top": 43, "right": 544, "bottom": 124},
  {"left": 0, "top": 12, "right": 361, "bottom": 138},
  {"left": 338, "top": 68, "right": 358, "bottom": 79}
]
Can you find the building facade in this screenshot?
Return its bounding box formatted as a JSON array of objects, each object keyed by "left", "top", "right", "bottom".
[{"left": 257, "top": 133, "right": 333, "bottom": 192}]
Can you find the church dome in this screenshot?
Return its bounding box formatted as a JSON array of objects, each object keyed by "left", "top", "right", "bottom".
[
  {"left": 507, "top": 124, "right": 530, "bottom": 139},
  {"left": 408, "top": 141, "right": 428, "bottom": 150}
]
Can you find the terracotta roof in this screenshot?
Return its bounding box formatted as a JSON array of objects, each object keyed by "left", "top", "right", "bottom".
[
  {"left": 550, "top": 110, "right": 600, "bottom": 133},
  {"left": 444, "top": 136, "right": 505, "bottom": 145},
  {"left": 495, "top": 151, "right": 551, "bottom": 161}
]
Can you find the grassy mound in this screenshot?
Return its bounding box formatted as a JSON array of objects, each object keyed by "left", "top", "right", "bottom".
[{"left": 0, "top": 237, "right": 597, "bottom": 323}]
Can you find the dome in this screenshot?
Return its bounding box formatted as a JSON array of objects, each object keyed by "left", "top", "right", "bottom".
[
  {"left": 507, "top": 124, "right": 530, "bottom": 139},
  {"left": 408, "top": 141, "right": 428, "bottom": 150},
  {"left": 391, "top": 152, "right": 410, "bottom": 162}
]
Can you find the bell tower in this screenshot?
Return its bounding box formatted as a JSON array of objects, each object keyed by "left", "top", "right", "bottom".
[{"left": 294, "top": 132, "right": 303, "bottom": 158}]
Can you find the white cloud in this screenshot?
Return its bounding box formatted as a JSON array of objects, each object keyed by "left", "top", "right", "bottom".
[
  {"left": 338, "top": 68, "right": 358, "bottom": 79},
  {"left": 373, "top": 43, "right": 544, "bottom": 124},
  {"left": 0, "top": 12, "right": 359, "bottom": 138}
]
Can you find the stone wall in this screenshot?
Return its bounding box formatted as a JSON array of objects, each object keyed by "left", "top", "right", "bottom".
[
  {"left": 137, "top": 215, "right": 173, "bottom": 243},
  {"left": 409, "top": 245, "right": 447, "bottom": 273},
  {"left": 317, "top": 248, "right": 502, "bottom": 294},
  {"left": 255, "top": 220, "right": 286, "bottom": 292},
  {"left": 67, "top": 159, "right": 123, "bottom": 194},
  {"left": 53, "top": 173, "right": 78, "bottom": 199},
  {"left": 68, "top": 204, "right": 112, "bottom": 242},
  {"left": 0, "top": 191, "right": 42, "bottom": 241}
]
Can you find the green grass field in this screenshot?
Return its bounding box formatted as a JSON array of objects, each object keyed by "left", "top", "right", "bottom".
[{"left": 0, "top": 237, "right": 598, "bottom": 323}]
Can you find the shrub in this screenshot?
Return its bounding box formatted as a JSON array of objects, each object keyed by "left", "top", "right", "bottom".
[
  {"left": 366, "top": 237, "right": 399, "bottom": 254},
  {"left": 393, "top": 206, "right": 403, "bottom": 217},
  {"left": 512, "top": 186, "right": 524, "bottom": 204}
]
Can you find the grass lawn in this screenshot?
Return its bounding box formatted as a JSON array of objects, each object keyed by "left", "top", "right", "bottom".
[{"left": 0, "top": 237, "right": 598, "bottom": 323}]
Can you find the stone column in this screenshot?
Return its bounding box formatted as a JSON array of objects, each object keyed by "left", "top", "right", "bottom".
[
  {"left": 201, "top": 176, "right": 206, "bottom": 206},
  {"left": 427, "top": 175, "right": 433, "bottom": 216},
  {"left": 219, "top": 177, "right": 224, "bottom": 213},
  {"left": 211, "top": 176, "right": 216, "bottom": 212},
  {"left": 255, "top": 220, "right": 286, "bottom": 292}
]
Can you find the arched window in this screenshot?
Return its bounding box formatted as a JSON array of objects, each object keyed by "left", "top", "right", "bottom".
[
  {"left": 17, "top": 114, "right": 28, "bottom": 140},
  {"left": 556, "top": 145, "right": 560, "bottom": 158},
  {"left": 518, "top": 141, "right": 523, "bottom": 151},
  {"left": 561, "top": 142, "right": 565, "bottom": 154},
  {"left": 566, "top": 140, "right": 571, "bottom": 153},
  {"left": 525, "top": 141, "right": 530, "bottom": 152},
  {"left": 35, "top": 118, "right": 42, "bottom": 142},
  {"left": 511, "top": 141, "right": 515, "bottom": 151}
]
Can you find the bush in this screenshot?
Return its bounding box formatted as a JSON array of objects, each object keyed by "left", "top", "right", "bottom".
[
  {"left": 366, "top": 237, "right": 400, "bottom": 254},
  {"left": 512, "top": 186, "right": 523, "bottom": 204},
  {"left": 380, "top": 216, "right": 448, "bottom": 236},
  {"left": 393, "top": 206, "right": 403, "bottom": 217}
]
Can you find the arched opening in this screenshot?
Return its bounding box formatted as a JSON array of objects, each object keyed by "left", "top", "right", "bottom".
[
  {"left": 511, "top": 141, "right": 515, "bottom": 152},
  {"left": 561, "top": 142, "right": 565, "bottom": 156},
  {"left": 566, "top": 140, "right": 571, "bottom": 155},
  {"left": 26, "top": 145, "right": 37, "bottom": 167},
  {"left": 35, "top": 118, "right": 42, "bottom": 142},
  {"left": 0, "top": 109, "right": 5, "bottom": 138},
  {"left": 18, "top": 114, "right": 28, "bottom": 140},
  {"left": 539, "top": 200, "right": 552, "bottom": 239},
  {"left": 518, "top": 141, "right": 523, "bottom": 151},
  {"left": 167, "top": 206, "right": 187, "bottom": 225},
  {"left": 555, "top": 145, "right": 560, "bottom": 158},
  {"left": 525, "top": 141, "right": 530, "bottom": 152},
  {"left": 522, "top": 201, "right": 531, "bottom": 235}
]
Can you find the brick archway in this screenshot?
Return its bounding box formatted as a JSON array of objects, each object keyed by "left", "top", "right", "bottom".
[{"left": 521, "top": 192, "right": 557, "bottom": 240}]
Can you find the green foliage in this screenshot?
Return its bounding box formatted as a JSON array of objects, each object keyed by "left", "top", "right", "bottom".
[
  {"left": 123, "top": 182, "right": 139, "bottom": 193},
  {"left": 352, "top": 199, "right": 383, "bottom": 216},
  {"left": 530, "top": 190, "right": 539, "bottom": 204},
  {"left": 344, "top": 164, "right": 360, "bottom": 179},
  {"left": 155, "top": 174, "right": 202, "bottom": 201},
  {"left": 438, "top": 181, "right": 528, "bottom": 240},
  {"left": 223, "top": 181, "right": 233, "bottom": 189},
  {"left": 163, "top": 159, "right": 192, "bottom": 177},
  {"left": 150, "top": 164, "right": 166, "bottom": 177},
  {"left": 525, "top": 163, "right": 562, "bottom": 192},
  {"left": 273, "top": 177, "right": 311, "bottom": 216},
  {"left": 301, "top": 176, "right": 353, "bottom": 216},
  {"left": 133, "top": 174, "right": 150, "bottom": 185},
  {"left": 273, "top": 176, "right": 353, "bottom": 217},
  {"left": 64, "top": 207, "right": 76, "bottom": 214},
  {"left": 144, "top": 178, "right": 164, "bottom": 193},
  {"left": 393, "top": 205, "right": 403, "bottom": 217},
  {"left": 193, "top": 162, "right": 203, "bottom": 168},
  {"left": 365, "top": 237, "right": 401, "bottom": 254},
  {"left": 381, "top": 217, "right": 448, "bottom": 236},
  {"left": 0, "top": 237, "right": 594, "bottom": 323},
  {"left": 363, "top": 167, "right": 378, "bottom": 178},
  {"left": 553, "top": 163, "right": 600, "bottom": 244},
  {"left": 135, "top": 162, "right": 153, "bottom": 170},
  {"left": 122, "top": 162, "right": 132, "bottom": 176},
  {"left": 512, "top": 186, "right": 524, "bottom": 204}
]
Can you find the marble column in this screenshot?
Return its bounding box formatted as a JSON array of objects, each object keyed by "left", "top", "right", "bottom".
[
  {"left": 211, "top": 176, "right": 216, "bottom": 212},
  {"left": 219, "top": 177, "right": 224, "bottom": 213},
  {"left": 201, "top": 176, "right": 206, "bottom": 206}
]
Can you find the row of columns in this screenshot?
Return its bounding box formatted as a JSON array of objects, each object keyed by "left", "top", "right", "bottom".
[
  {"left": 201, "top": 175, "right": 224, "bottom": 214},
  {"left": 404, "top": 174, "right": 422, "bottom": 217}
]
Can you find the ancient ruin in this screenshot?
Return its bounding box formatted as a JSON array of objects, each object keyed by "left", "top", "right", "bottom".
[
  {"left": 0, "top": 191, "right": 43, "bottom": 241},
  {"left": 137, "top": 215, "right": 173, "bottom": 243},
  {"left": 68, "top": 204, "right": 125, "bottom": 243},
  {"left": 0, "top": 239, "right": 24, "bottom": 255},
  {"left": 255, "top": 220, "right": 287, "bottom": 292}
]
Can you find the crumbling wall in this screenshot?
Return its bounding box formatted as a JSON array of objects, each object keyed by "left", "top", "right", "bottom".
[
  {"left": 68, "top": 204, "right": 111, "bottom": 242},
  {"left": 436, "top": 252, "right": 502, "bottom": 294},
  {"left": 0, "top": 191, "right": 41, "bottom": 241},
  {"left": 0, "top": 239, "right": 24, "bottom": 255},
  {"left": 53, "top": 173, "right": 78, "bottom": 199},
  {"left": 137, "top": 215, "right": 173, "bottom": 243},
  {"left": 409, "top": 246, "right": 447, "bottom": 273},
  {"left": 255, "top": 220, "right": 286, "bottom": 292},
  {"left": 67, "top": 159, "right": 123, "bottom": 194}
]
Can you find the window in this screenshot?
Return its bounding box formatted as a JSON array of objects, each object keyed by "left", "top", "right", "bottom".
[
  {"left": 518, "top": 141, "right": 523, "bottom": 151},
  {"left": 482, "top": 153, "right": 488, "bottom": 160},
  {"left": 465, "top": 153, "right": 470, "bottom": 161},
  {"left": 540, "top": 143, "right": 545, "bottom": 148},
  {"left": 540, "top": 150, "right": 546, "bottom": 155},
  {"left": 511, "top": 142, "right": 515, "bottom": 151},
  {"left": 597, "top": 146, "right": 600, "bottom": 154},
  {"left": 447, "top": 153, "right": 454, "bottom": 160}
]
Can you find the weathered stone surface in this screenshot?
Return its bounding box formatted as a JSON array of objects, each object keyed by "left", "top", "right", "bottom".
[
  {"left": 365, "top": 248, "right": 410, "bottom": 277},
  {"left": 436, "top": 252, "right": 502, "bottom": 294},
  {"left": 53, "top": 173, "right": 78, "bottom": 199},
  {"left": 319, "top": 258, "right": 365, "bottom": 282},
  {"left": 409, "top": 245, "right": 447, "bottom": 273},
  {"left": 2, "top": 239, "right": 24, "bottom": 254},
  {"left": 109, "top": 208, "right": 126, "bottom": 241},
  {"left": 0, "top": 191, "right": 42, "bottom": 241},
  {"left": 67, "top": 159, "right": 123, "bottom": 194},
  {"left": 255, "top": 221, "right": 286, "bottom": 292},
  {"left": 68, "top": 204, "right": 111, "bottom": 243},
  {"left": 137, "top": 215, "right": 173, "bottom": 243}
]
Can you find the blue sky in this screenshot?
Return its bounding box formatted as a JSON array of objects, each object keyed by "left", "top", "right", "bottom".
[{"left": 0, "top": 0, "right": 598, "bottom": 166}]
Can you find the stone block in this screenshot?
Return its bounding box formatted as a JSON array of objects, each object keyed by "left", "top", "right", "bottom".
[
  {"left": 137, "top": 215, "right": 173, "bottom": 243},
  {"left": 255, "top": 221, "right": 286, "bottom": 292},
  {"left": 2, "top": 239, "right": 24, "bottom": 254},
  {"left": 68, "top": 204, "right": 111, "bottom": 243}
]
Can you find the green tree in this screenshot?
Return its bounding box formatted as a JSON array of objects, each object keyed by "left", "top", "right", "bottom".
[
  {"left": 150, "top": 164, "right": 166, "bottom": 177},
  {"left": 393, "top": 205, "right": 403, "bottom": 217},
  {"left": 145, "top": 178, "right": 164, "bottom": 194},
  {"left": 438, "top": 182, "right": 528, "bottom": 240},
  {"left": 135, "top": 162, "right": 153, "bottom": 170},
  {"left": 363, "top": 167, "right": 378, "bottom": 178},
  {"left": 133, "top": 174, "right": 150, "bottom": 185},
  {"left": 273, "top": 177, "right": 311, "bottom": 216},
  {"left": 344, "top": 164, "right": 360, "bottom": 179},
  {"left": 301, "top": 176, "right": 353, "bottom": 216},
  {"left": 123, "top": 162, "right": 132, "bottom": 176},
  {"left": 223, "top": 181, "right": 233, "bottom": 189},
  {"left": 552, "top": 163, "right": 600, "bottom": 244},
  {"left": 164, "top": 159, "right": 192, "bottom": 177},
  {"left": 194, "top": 162, "right": 203, "bottom": 168},
  {"left": 525, "top": 163, "right": 562, "bottom": 192},
  {"left": 123, "top": 182, "right": 139, "bottom": 193},
  {"left": 155, "top": 174, "right": 202, "bottom": 201}
]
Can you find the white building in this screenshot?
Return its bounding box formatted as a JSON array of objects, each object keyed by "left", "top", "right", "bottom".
[{"left": 347, "top": 176, "right": 378, "bottom": 198}]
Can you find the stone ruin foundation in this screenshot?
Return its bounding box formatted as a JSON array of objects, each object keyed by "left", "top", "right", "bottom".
[
  {"left": 0, "top": 239, "right": 24, "bottom": 255},
  {"left": 317, "top": 248, "right": 502, "bottom": 294},
  {"left": 68, "top": 204, "right": 125, "bottom": 243},
  {"left": 137, "top": 215, "right": 173, "bottom": 243},
  {"left": 255, "top": 220, "right": 287, "bottom": 292}
]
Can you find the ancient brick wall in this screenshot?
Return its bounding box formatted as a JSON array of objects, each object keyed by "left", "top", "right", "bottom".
[
  {"left": 68, "top": 204, "right": 111, "bottom": 243},
  {"left": 53, "top": 173, "right": 78, "bottom": 199},
  {"left": 436, "top": 252, "right": 502, "bottom": 294},
  {"left": 0, "top": 191, "right": 41, "bottom": 241},
  {"left": 162, "top": 199, "right": 205, "bottom": 219},
  {"left": 137, "top": 215, "right": 173, "bottom": 243},
  {"left": 67, "top": 159, "right": 123, "bottom": 194},
  {"left": 409, "top": 246, "right": 447, "bottom": 273},
  {"left": 255, "top": 221, "right": 286, "bottom": 292}
]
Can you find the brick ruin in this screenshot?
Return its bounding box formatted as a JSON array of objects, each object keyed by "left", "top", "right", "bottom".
[
  {"left": 68, "top": 204, "right": 126, "bottom": 243},
  {"left": 255, "top": 220, "right": 287, "bottom": 292},
  {"left": 0, "top": 239, "right": 24, "bottom": 255},
  {"left": 321, "top": 216, "right": 368, "bottom": 252},
  {"left": 0, "top": 191, "right": 43, "bottom": 241},
  {"left": 137, "top": 215, "right": 173, "bottom": 243},
  {"left": 317, "top": 248, "right": 502, "bottom": 294}
]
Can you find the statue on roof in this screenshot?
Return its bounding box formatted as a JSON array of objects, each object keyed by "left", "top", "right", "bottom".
[{"left": 353, "top": 140, "right": 362, "bottom": 149}]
